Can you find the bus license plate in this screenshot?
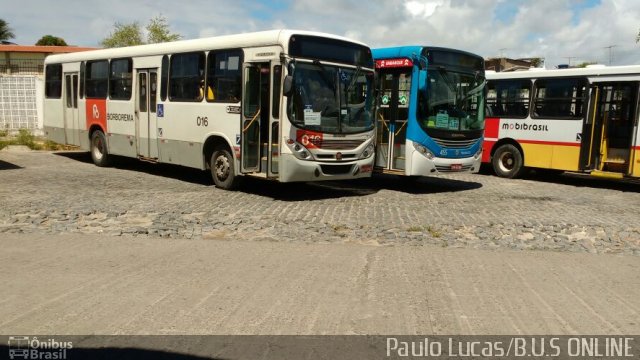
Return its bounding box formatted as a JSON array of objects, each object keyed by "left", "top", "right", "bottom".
[{"left": 450, "top": 164, "right": 462, "bottom": 171}]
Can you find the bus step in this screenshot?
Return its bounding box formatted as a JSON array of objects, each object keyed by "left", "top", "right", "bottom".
[
  {"left": 590, "top": 170, "right": 624, "bottom": 179},
  {"left": 603, "top": 158, "right": 626, "bottom": 164},
  {"left": 138, "top": 156, "right": 159, "bottom": 163}
]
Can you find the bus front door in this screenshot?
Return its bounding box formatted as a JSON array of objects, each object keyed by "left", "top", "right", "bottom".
[
  {"left": 135, "top": 69, "right": 158, "bottom": 159},
  {"left": 268, "top": 64, "right": 282, "bottom": 177},
  {"left": 241, "top": 63, "right": 271, "bottom": 173},
  {"left": 376, "top": 70, "right": 411, "bottom": 172},
  {"left": 581, "top": 82, "right": 637, "bottom": 176},
  {"left": 63, "top": 73, "right": 79, "bottom": 145}
]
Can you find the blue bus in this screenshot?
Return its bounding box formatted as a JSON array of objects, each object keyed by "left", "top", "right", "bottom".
[{"left": 372, "top": 46, "right": 486, "bottom": 176}]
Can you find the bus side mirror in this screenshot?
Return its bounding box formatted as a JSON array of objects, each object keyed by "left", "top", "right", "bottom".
[
  {"left": 283, "top": 75, "right": 293, "bottom": 97},
  {"left": 418, "top": 70, "right": 427, "bottom": 93}
]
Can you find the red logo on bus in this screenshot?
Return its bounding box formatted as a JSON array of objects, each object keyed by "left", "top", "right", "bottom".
[
  {"left": 85, "top": 99, "right": 107, "bottom": 131},
  {"left": 296, "top": 130, "right": 323, "bottom": 149},
  {"left": 375, "top": 58, "right": 413, "bottom": 69}
]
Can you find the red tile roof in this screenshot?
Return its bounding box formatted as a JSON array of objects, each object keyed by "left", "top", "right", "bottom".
[{"left": 0, "top": 45, "right": 98, "bottom": 53}]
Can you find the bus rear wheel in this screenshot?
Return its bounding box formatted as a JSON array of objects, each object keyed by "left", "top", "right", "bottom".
[
  {"left": 492, "top": 144, "right": 524, "bottom": 178},
  {"left": 90, "top": 130, "right": 111, "bottom": 167},
  {"left": 210, "top": 147, "right": 241, "bottom": 190}
]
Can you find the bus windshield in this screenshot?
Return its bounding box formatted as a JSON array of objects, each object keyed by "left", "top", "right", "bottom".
[
  {"left": 417, "top": 68, "right": 485, "bottom": 133},
  {"left": 287, "top": 62, "right": 375, "bottom": 135}
]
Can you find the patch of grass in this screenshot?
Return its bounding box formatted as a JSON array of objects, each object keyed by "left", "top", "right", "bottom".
[
  {"left": 0, "top": 140, "right": 12, "bottom": 151},
  {"left": 0, "top": 129, "right": 75, "bottom": 151},
  {"left": 426, "top": 226, "right": 442, "bottom": 238},
  {"left": 16, "top": 129, "right": 37, "bottom": 148},
  {"left": 407, "top": 226, "right": 423, "bottom": 232}
]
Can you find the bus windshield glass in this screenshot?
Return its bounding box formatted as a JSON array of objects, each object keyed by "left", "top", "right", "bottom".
[
  {"left": 417, "top": 49, "right": 485, "bottom": 134},
  {"left": 287, "top": 62, "right": 375, "bottom": 135}
]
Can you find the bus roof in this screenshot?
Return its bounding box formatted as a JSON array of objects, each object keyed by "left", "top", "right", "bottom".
[
  {"left": 372, "top": 46, "right": 482, "bottom": 60},
  {"left": 486, "top": 65, "right": 640, "bottom": 80},
  {"left": 45, "top": 29, "right": 368, "bottom": 64}
]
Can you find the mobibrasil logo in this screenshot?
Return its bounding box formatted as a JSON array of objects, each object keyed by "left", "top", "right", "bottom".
[{"left": 502, "top": 122, "right": 549, "bottom": 132}]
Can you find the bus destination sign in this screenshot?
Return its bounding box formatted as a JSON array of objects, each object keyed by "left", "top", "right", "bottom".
[{"left": 375, "top": 58, "right": 413, "bottom": 69}]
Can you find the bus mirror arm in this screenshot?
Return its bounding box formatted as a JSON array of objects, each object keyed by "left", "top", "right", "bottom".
[
  {"left": 283, "top": 75, "right": 293, "bottom": 97},
  {"left": 418, "top": 70, "right": 427, "bottom": 94}
]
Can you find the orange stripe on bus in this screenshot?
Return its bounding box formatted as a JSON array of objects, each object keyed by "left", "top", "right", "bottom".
[{"left": 517, "top": 139, "right": 580, "bottom": 147}]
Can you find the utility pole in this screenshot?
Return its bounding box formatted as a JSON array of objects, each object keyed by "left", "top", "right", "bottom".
[
  {"left": 604, "top": 45, "right": 617, "bottom": 65},
  {"left": 564, "top": 57, "right": 575, "bottom": 67},
  {"left": 498, "top": 48, "right": 507, "bottom": 58}
]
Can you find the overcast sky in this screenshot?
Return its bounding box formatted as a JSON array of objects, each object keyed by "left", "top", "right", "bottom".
[{"left": 4, "top": 0, "right": 640, "bottom": 68}]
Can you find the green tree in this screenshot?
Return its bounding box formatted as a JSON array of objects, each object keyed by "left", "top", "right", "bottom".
[
  {"left": 36, "top": 35, "right": 68, "bottom": 46},
  {"left": 100, "top": 21, "right": 144, "bottom": 48},
  {"left": 146, "top": 15, "right": 181, "bottom": 44},
  {"left": 0, "top": 19, "right": 15, "bottom": 42},
  {"left": 529, "top": 57, "right": 543, "bottom": 67},
  {"left": 100, "top": 15, "right": 181, "bottom": 48},
  {"left": 576, "top": 61, "right": 597, "bottom": 68}
]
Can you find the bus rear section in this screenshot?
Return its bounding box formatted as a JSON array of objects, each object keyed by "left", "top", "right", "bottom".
[
  {"left": 484, "top": 66, "right": 640, "bottom": 180},
  {"left": 372, "top": 46, "right": 485, "bottom": 177}
]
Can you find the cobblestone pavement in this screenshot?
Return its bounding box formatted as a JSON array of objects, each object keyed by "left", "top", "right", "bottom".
[{"left": 1, "top": 150, "right": 639, "bottom": 255}]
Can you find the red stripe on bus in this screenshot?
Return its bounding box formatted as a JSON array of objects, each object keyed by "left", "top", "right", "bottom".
[
  {"left": 484, "top": 117, "right": 500, "bottom": 138},
  {"left": 85, "top": 99, "right": 107, "bottom": 132},
  {"left": 481, "top": 140, "right": 494, "bottom": 163}
]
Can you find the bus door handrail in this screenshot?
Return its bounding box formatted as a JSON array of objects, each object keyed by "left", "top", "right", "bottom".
[{"left": 242, "top": 110, "right": 261, "bottom": 133}]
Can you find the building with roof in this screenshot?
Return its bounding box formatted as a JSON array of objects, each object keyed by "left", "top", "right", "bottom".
[
  {"left": 0, "top": 45, "right": 96, "bottom": 133},
  {"left": 485, "top": 57, "right": 541, "bottom": 72},
  {"left": 1, "top": 45, "right": 96, "bottom": 74}
]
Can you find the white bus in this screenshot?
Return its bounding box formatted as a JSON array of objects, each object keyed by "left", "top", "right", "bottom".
[
  {"left": 484, "top": 65, "right": 640, "bottom": 180},
  {"left": 44, "top": 30, "right": 377, "bottom": 189}
]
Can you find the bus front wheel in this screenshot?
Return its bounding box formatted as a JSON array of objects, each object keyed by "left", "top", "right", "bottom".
[
  {"left": 90, "top": 130, "right": 111, "bottom": 167},
  {"left": 211, "top": 147, "right": 241, "bottom": 190},
  {"left": 492, "top": 144, "right": 524, "bottom": 178}
]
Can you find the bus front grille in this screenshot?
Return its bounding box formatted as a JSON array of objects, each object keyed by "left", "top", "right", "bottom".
[
  {"left": 431, "top": 137, "right": 478, "bottom": 149},
  {"left": 317, "top": 139, "right": 364, "bottom": 150},
  {"left": 320, "top": 164, "right": 354, "bottom": 175},
  {"left": 435, "top": 164, "right": 474, "bottom": 173}
]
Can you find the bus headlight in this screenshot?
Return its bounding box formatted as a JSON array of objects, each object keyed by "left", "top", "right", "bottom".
[
  {"left": 285, "top": 138, "right": 314, "bottom": 160},
  {"left": 415, "top": 144, "right": 434, "bottom": 160},
  {"left": 360, "top": 143, "right": 375, "bottom": 159}
]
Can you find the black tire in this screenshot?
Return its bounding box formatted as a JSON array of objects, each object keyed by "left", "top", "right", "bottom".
[
  {"left": 90, "top": 130, "right": 112, "bottom": 167},
  {"left": 492, "top": 144, "right": 524, "bottom": 178},
  {"left": 210, "top": 147, "right": 241, "bottom": 190}
]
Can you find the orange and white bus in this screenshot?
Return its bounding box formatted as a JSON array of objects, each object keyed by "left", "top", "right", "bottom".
[
  {"left": 44, "top": 30, "right": 376, "bottom": 189},
  {"left": 483, "top": 65, "right": 640, "bottom": 180}
]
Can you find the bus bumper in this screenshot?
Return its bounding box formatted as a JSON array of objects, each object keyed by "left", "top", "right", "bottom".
[
  {"left": 278, "top": 153, "right": 374, "bottom": 182},
  {"left": 409, "top": 149, "right": 482, "bottom": 175}
]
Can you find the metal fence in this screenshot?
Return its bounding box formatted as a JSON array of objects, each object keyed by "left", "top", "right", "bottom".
[
  {"left": 0, "top": 75, "right": 42, "bottom": 132},
  {"left": 0, "top": 58, "right": 45, "bottom": 75}
]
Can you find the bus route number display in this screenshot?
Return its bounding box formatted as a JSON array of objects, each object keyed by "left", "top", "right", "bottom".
[{"left": 375, "top": 58, "right": 413, "bottom": 69}]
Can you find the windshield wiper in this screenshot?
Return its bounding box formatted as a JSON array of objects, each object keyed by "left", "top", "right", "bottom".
[
  {"left": 345, "top": 65, "right": 361, "bottom": 96},
  {"left": 312, "top": 60, "right": 336, "bottom": 92}
]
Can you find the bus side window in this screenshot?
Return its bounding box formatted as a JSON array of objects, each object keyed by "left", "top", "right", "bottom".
[
  {"left": 207, "top": 49, "right": 243, "bottom": 103},
  {"left": 169, "top": 52, "right": 205, "bottom": 102}
]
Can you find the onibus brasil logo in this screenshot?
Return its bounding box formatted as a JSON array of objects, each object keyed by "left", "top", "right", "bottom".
[{"left": 8, "top": 336, "right": 72, "bottom": 359}]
